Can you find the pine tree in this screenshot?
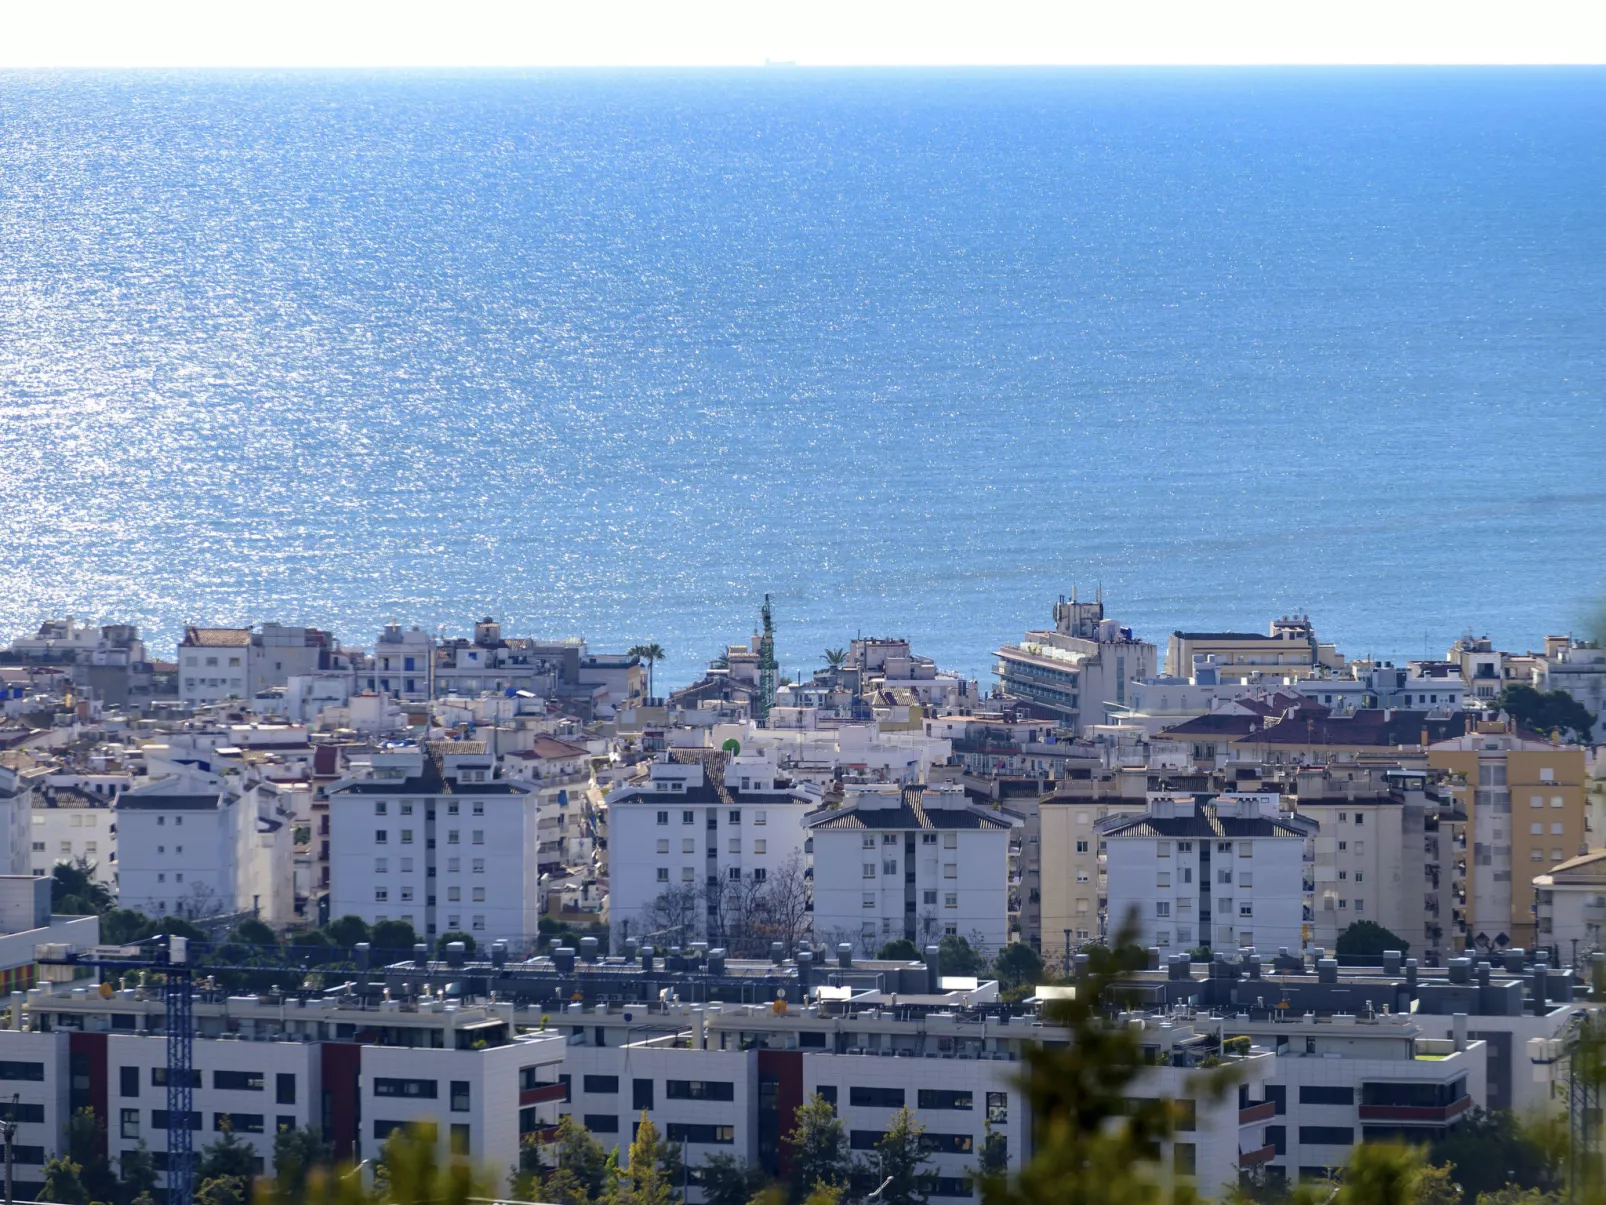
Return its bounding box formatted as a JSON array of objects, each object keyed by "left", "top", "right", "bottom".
[
  {"left": 41, "top": 1154, "right": 89, "bottom": 1205},
  {"left": 610, "top": 1112, "right": 677, "bottom": 1205},
  {"left": 871, "top": 1108, "right": 931, "bottom": 1205},
  {"left": 786, "top": 1093, "right": 850, "bottom": 1202},
  {"left": 119, "top": 1141, "right": 160, "bottom": 1205}
]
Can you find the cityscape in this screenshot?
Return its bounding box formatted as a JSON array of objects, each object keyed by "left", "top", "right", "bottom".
[{"left": 0, "top": 594, "right": 1602, "bottom": 1199}]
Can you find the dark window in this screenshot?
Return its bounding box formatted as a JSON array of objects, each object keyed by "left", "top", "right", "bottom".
[
  {"left": 585, "top": 1114, "right": 621, "bottom": 1133},
  {"left": 374, "top": 1078, "right": 437, "bottom": 1099},
  {"left": 1300, "top": 1167, "right": 1339, "bottom": 1182},
  {"left": 451, "top": 1081, "right": 470, "bottom": 1113},
  {"left": 151, "top": 1068, "right": 202, "bottom": 1088},
  {"left": 120, "top": 1066, "right": 140, "bottom": 1098},
  {"left": 0, "top": 1062, "right": 44, "bottom": 1082},
  {"left": 1, "top": 1103, "right": 43, "bottom": 1124},
  {"left": 11, "top": 1146, "right": 45, "bottom": 1166},
  {"left": 1360, "top": 1080, "right": 1466, "bottom": 1109},
  {"left": 917, "top": 1090, "right": 973, "bottom": 1111},
  {"left": 374, "top": 1120, "right": 407, "bottom": 1141},
  {"left": 816, "top": 1086, "right": 838, "bottom": 1108},
  {"left": 450, "top": 1124, "right": 470, "bottom": 1156},
  {"left": 923, "top": 1134, "right": 975, "bottom": 1155},
  {"left": 850, "top": 1131, "right": 885, "bottom": 1151},
  {"left": 214, "top": 1071, "right": 264, "bottom": 1092},
  {"left": 151, "top": 1111, "right": 202, "bottom": 1131},
  {"left": 1173, "top": 1099, "right": 1197, "bottom": 1132},
  {"left": 799, "top": 1032, "right": 827, "bottom": 1048},
  {"left": 666, "top": 1123, "right": 735, "bottom": 1145},
  {"left": 584, "top": 1075, "right": 620, "bottom": 1094},
  {"left": 214, "top": 1113, "right": 265, "bottom": 1134},
  {"left": 850, "top": 1087, "right": 905, "bottom": 1109},
  {"left": 1173, "top": 1142, "right": 1196, "bottom": 1176},
  {"left": 666, "top": 1080, "right": 735, "bottom": 1102},
  {"left": 1299, "top": 1127, "right": 1355, "bottom": 1146},
  {"left": 275, "top": 1074, "right": 296, "bottom": 1105},
  {"left": 1299, "top": 1086, "right": 1354, "bottom": 1106},
  {"left": 1266, "top": 1126, "right": 1286, "bottom": 1156},
  {"left": 519, "top": 1108, "right": 539, "bottom": 1135},
  {"left": 277, "top": 1116, "right": 297, "bottom": 1134},
  {"left": 929, "top": 1179, "right": 975, "bottom": 1199},
  {"left": 1265, "top": 1085, "right": 1286, "bottom": 1115},
  {"left": 633, "top": 1079, "right": 653, "bottom": 1111},
  {"left": 986, "top": 1093, "right": 1008, "bottom": 1125},
  {"left": 120, "top": 1108, "right": 141, "bottom": 1139}
]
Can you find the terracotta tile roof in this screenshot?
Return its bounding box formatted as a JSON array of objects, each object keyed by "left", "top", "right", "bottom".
[{"left": 182, "top": 627, "right": 251, "bottom": 648}]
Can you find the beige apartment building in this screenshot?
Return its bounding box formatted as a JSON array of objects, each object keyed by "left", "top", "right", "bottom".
[
  {"left": 1037, "top": 768, "right": 1152, "bottom": 962},
  {"left": 1428, "top": 724, "right": 1587, "bottom": 952},
  {"left": 1163, "top": 615, "right": 1344, "bottom": 683}
]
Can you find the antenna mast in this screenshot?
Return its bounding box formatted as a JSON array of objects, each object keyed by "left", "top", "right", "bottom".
[{"left": 757, "top": 594, "right": 777, "bottom": 725}]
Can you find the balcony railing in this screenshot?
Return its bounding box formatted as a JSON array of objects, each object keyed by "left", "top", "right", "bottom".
[
  {"left": 1239, "top": 1143, "right": 1277, "bottom": 1168},
  {"left": 1239, "top": 1101, "right": 1277, "bottom": 1125},
  {"left": 1357, "top": 1095, "right": 1472, "bottom": 1124}
]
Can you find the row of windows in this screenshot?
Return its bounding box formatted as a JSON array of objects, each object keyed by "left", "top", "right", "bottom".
[
  {"left": 371, "top": 914, "right": 488, "bottom": 931},
  {"left": 372, "top": 1079, "right": 471, "bottom": 1110},
  {"left": 657, "top": 867, "right": 770, "bottom": 883},
  {"left": 862, "top": 834, "right": 956, "bottom": 849},
  {"left": 850, "top": 1130, "right": 974, "bottom": 1153},
  {"left": 655, "top": 810, "right": 761, "bottom": 824},
  {"left": 373, "top": 1121, "right": 472, "bottom": 1153},
  {"left": 375, "top": 858, "right": 486, "bottom": 873},
  {"left": 862, "top": 862, "right": 960, "bottom": 878},
  {"left": 375, "top": 801, "right": 485, "bottom": 816},
  {"left": 864, "top": 892, "right": 959, "bottom": 909},
  {"left": 121, "top": 1068, "right": 294, "bottom": 1102},
  {"left": 657, "top": 839, "right": 771, "bottom": 855},
  {"left": 374, "top": 887, "right": 487, "bottom": 903},
  {"left": 373, "top": 830, "right": 485, "bottom": 845}
]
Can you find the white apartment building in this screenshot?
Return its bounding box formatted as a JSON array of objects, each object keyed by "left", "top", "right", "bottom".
[
  {"left": 0, "top": 764, "right": 38, "bottom": 877},
  {"left": 808, "top": 783, "right": 1019, "bottom": 954},
  {"left": 606, "top": 751, "right": 817, "bottom": 952},
  {"left": 115, "top": 769, "right": 253, "bottom": 919},
  {"left": 1534, "top": 850, "right": 1606, "bottom": 960},
  {"left": 0, "top": 980, "right": 566, "bottom": 1197},
  {"left": 501, "top": 735, "right": 594, "bottom": 872},
  {"left": 327, "top": 741, "right": 540, "bottom": 942},
  {"left": 994, "top": 594, "right": 1158, "bottom": 730},
  {"left": 1101, "top": 795, "right": 1314, "bottom": 954},
  {"left": 178, "top": 628, "right": 254, "bottom": 704},
  {"left": 29, "top": 784, "right": 116, "bottom": 885},
  {"left": 1534, "top": 636, "right": 1606, "bottom": 743}
]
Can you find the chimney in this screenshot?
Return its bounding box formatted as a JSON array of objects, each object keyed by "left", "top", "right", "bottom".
[{"left": 1453, "top": 1013, "right": 1467, "bottom": 1052}]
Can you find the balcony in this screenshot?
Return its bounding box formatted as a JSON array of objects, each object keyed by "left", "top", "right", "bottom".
[
  {"left": 1239, "top": 1143, "right": 1277, "bottom": 1168},
  {"left": 1358, "top": 1095, "right": 1472, "bottom": 1124},
  {"left": 520, "top": 1082, "right": 570, "bottom": 1106},
  {"left": 1239, "top": 1101, "right": 1277, "bottom": 1125}
]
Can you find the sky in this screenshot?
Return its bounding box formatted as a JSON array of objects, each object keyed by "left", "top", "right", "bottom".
[{"left": 1, "top": 0, "right": 1603, "bottom": 67}]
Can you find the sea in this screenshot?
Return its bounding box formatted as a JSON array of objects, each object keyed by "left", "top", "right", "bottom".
[{"left": 1, "top": 69, "right": 1602, "bottom": 689}]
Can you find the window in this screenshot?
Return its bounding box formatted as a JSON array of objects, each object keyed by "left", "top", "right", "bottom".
[
  {"left": 151, "top": 1110, "right": 202, "bottom": 1131},
  {"left": 987, "top": 1092, "right": 1008, "bottom": 1124},
  {"left": 1300, "top": 1086, "right": 1354, "bottom": 1105},
  {"left": 584, "top": 1075, "right": 620, "bottom": 1093},
  {"left": 754, "top": 839, "right": 767, "bottom": 854},
  {"left": 731, "top": 839, "right": 743, "bottom": 855},
  {"left": 1076, "top": 840, "right": 1089, "bottom": 853},
  {"left": 863, "top": 836, "right": 876, "bottom": 850},
  {"left": 472, "top": 858, "right": 484, "bottom": 873},
  {"left": 277, "top": 1074, "right": 295, "bottom": 1105},
  {"left": 472, "top": 887, "right": 485, "bottom": 902},
  {"left": 1300, "top": 1127, "right": 1355, "bottom": 1146},
  {"left": 944, "top": 864, "right": 957, "bottom": 879},
  {"left": 447, "top": 802, "right": 459, "bottom": 816},
  {"left": 121, "top": 1108, "right": 140, "bottom": 1139},
  {"left": 945, "top": 893, "right": 958, "bottom": 908},
  {"left": 1173, "top": 1143, "right": 1196, "bottom": 1176},
  {"left": 401, "top": 803, "right": 414, "bottom": 816},
  {"left": 374, "top": 802, "right": 388, "bottom": 816},
  {"left": 1155, "top": 902, "right": 1170, "bottom": 917},
  {"left": 681, "top": 867, "right": 695, "bottom": 882},
  {"left": 666, "top": 1080, "right": 735, "bottom": 1101},
  {"left": 922, "top": 833, "right": 937, "bottom": 845},
  {"left": 1354, "top": 813, "right": 1364, "bottom": 826},
  {"left": 121, "top": 1066, "right": 140, "bottom": 1097},
  {"left": 473, "top": 802, "right": 483, "bottom": 816},
  {"left": 584, "top": 1114, "right": 620, "bottom": 1133},
  {"left": 943, "top": 832, "right": 958, "bottom": 849},
  {"left": 374, "top": 888, "right": 389, "bottom": 903},
  {"left": 375, "top": 1078, "right": 438, "bottom": 1098},
  {"left": 1239, "top": 902, "right": 1253, "bottom": 917},
  {"left": 150, "top": 1068, "right": 201, "bottom": 1087},
  {"left": 729, "top": 810, "right": 741, "bottom": 825},
  {"left": 213, "top": 1113, "right": 264, "bottom": 1134},
  {"left": 863, "top": 893, "right": 876, "bottom": 908},
  {"left": 1157, "top": 841, "right": 1171, "bottom": 858},
  {"left": 1553, "top": 796, "right": 1565, "bottom": 808},
  {"left": 884, "top": 859, "right": 899, "bottom": 875},
  {"left": 924, "top": 1134, "right": 975, "bottom": 1155},
  {"left": 451, "top": 1081, "right": 470, "bottom": 1112},
  {"left": 755, "top": 811, "right": 767, "bottom": 826},
  {"left": 375, "top": 857, "right": 389, "bottom": 873},
  {"left": 400, "top": 829, "right": 414, "bottom": 845},
  {"left": 400, "top": 887, "right": 413, "bottom": 902},
  {"left": 657, "top": 811, "right": 669, "bottom": 825},
  {"left": 1157, "top": 872, "right": 1170, "bottom": 888},
  {"left": 448, "top": 887, "right": 461, "bottom": 902},
  {"left": 851, "top": 1087, "right": 905, "bottom": 1107},
  {"left": 1338, "top": 841, "right": 1347, "bottom": 852},
  {"left": 681, "top": 810, "right": 696, "bottom": 824},
  {"left": 666, "top": 1123, "right": 734, "bottom": 1145},
  {"left": 472, "top": 830, "right": 484, "bottom": 844},
  {"left": 213, "top": 1071, "right": 264, "bottom": 1092},
  {"left": 863, "top": 863, "right": 877, "bottom": 879},
  {"left": 633, "top": 1079, "right": 654, "bottom": 1111},
  {"left": 918, "top": 1089, "right": 973, "bottom": 1110},
  {"left": 448, "top": 830, "right": 460, "bottom": 845},
  {"left": 374, "top": 829, "right": 389, "bottom": 844}
]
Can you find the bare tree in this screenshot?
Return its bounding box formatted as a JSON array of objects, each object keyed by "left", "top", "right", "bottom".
[
  {"left": 179, "top": 881, "right": 223, "bottom": 920},
  {"left": 755, "top": 851, "right": 812, "bottom": 953},
  {"left": 639, "top": 883, "right": 702, "bottom": 948}
]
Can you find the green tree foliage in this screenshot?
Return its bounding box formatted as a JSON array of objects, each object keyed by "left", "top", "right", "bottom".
[
  {"left": 824, "top": 649, "right": 847, "bottom": 669},
  {"left": 1496, "top": 684, "right": 1596, "bottom": 741},
  {"left": 610, "top": 1112, "right": 676, "bottom": 1205},
  {"left": 696, "top": 1152, "right": 767, "bottom": 1205},
  {"left": 524, "top": 1114, "right": 611, "bottom": 1205},
  {"left": 786, "top": 1092, "right": 850, "bottom": 1202},
  {"left": 229, "top": 917, "right": 278, "bottom": 947},
  {"left": 65, "top": 1105, "right": 119, "bottom": 1204},
  {"left": 198, "top": 1120, "right": 261, "bottom": 1183},
  {"left": 436, "top": 931, "right": 477, "bottom": 957},
  {"left": 120, "top": 1140, "right": 160, "bottom": 1205},
  {"left": 375, "top": 1124, "right": 493, "bottom": 1205},
  {"left": 994, "top": 942, "right": 1045, "bottom": 991},
  {"left": 1335, "top": 920, "right": 1410, "bottom": 958},
  {"left": 629, "top": 644, "right": 666, "bottom": 699},
  {"left": 271, "top": 1124, "right": 333, "bottom": 1200},
  {"left": 40, "top": 1153, "right": 89, "bottom": 1205},
  {"left": 974, "top": 1126, "right": 1008, "bottom": 1181},
  {"left": 51, "top": 859, "right": 114, "bottom": 915},
  {"left": 325, "top": 915, "right": 372, "bottom": 947},
  {"left": 195, "top": 1174, "right": 250, "bottom": 1205},
  {"left": 938, "top": 934, "right": 986, "bottom": 977},
  {"left": 371, "top": 918, "right": 419, "bottom": 952},
  {"left": 1472, "top": 1189, "right": 1562, "bottom": 1205},
  {"left": 1427, "top": 1110, "right": 1560, "bottom": 1203},
  {"left": 876, "top": 939, "right": 920, "bottom": 961},
  {"left": 872, "top": 1107, "right": 933, "bottom": 1205}
]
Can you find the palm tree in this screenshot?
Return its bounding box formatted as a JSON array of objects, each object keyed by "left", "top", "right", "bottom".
[
  {"left": 629, "top": 643, "right": 666, "bottom": 702},
  {"left": 824, "top": 648, "right": 847, "bottom": 670}
]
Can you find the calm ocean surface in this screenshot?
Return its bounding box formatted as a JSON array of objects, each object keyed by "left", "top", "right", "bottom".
[{"left": 1, "top": 69, "right": 1603, "bottom": 687}]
